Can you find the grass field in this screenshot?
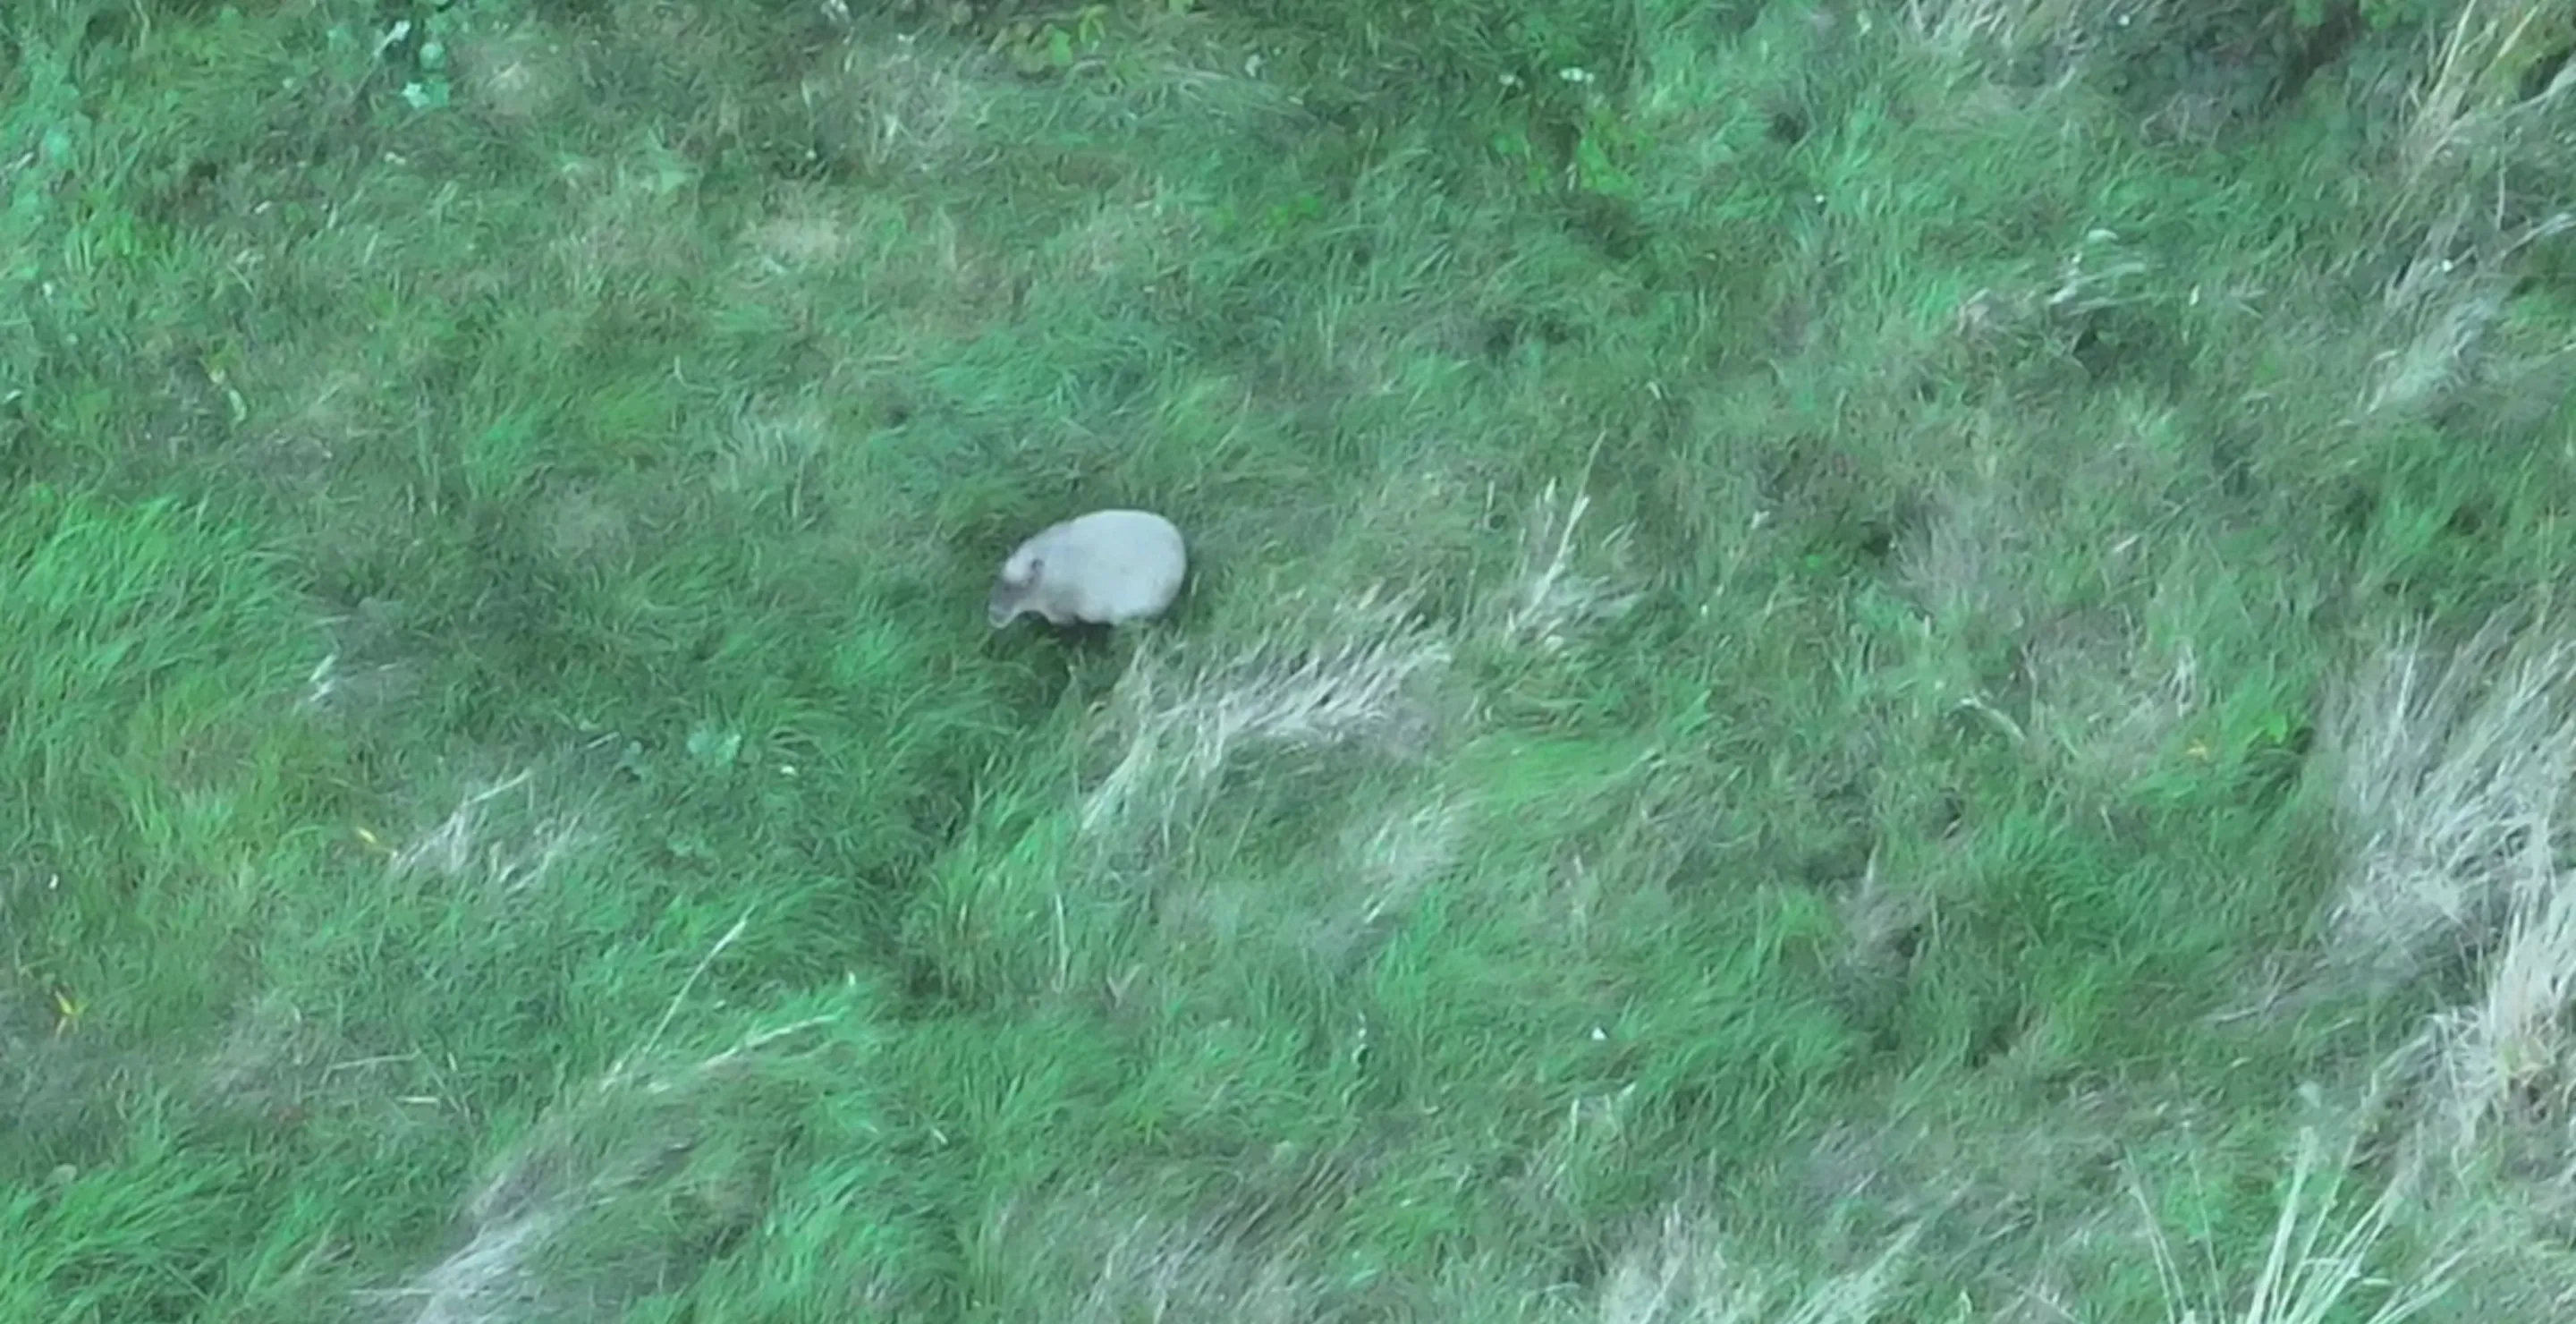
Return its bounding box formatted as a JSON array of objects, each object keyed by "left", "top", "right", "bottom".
[{"left": 4, "top": 0, "right": 2575, "bottom": 1318}]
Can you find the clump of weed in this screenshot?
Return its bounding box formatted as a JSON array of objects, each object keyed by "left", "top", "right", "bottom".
[
  {"left": 2325, "top": 615, "right": 2576, "bottom": 989},
  {"left": 1081, "top": 586, "right": 1456, "bottom": 843}
]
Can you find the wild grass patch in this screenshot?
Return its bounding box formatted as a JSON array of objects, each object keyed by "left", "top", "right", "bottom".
[{"left": 6, "top": 0, "right": 2576, "bottom": 1316}]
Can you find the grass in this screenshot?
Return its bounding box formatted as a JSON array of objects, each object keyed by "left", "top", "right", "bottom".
[{"left": 3, "top": 0, "right": 2575, "bottom": 1318}]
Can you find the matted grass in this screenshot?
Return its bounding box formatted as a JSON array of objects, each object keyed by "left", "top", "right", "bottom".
[{"left": 3, "top": 0, "right": 2574, "bottom": 1318}]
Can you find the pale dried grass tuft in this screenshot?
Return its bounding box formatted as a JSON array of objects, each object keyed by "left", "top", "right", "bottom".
[
  {"left": 453, "top": 23, "right": 569, "bottom": 123},
  {"left": 1067, "top": 1211, "right": 1318, "bottom": 1324},
  {"left": 2325, "top": 616, "right": 2576, "bottom": 983},
  {"left": 1491, "top": 479, "right": 1641, "bottom": 655},
  {"left": 2325, "top": 615, "right": 2576, "bottom": 1227},
  {"left": 1301, "top": 796, "right": 1464, "bottom": 968},
  {"left": 2131, "top": 1120, "right": 2459, "bottom": 1324},
  {"left": 2377, "top": 782, "right": 2576, "bottom": 1179},
  {"left": 548, "top": 149, "right": 705, "bottom": 306},
  {"left": 807, "top": 33, "right": 992, "bottom": 179},
  {"left": 1081, "top": 587, "right": 1453, "bottom": 840},
  {"left": 1054, "top": 179, "right": 1206, "bottom": 286},
  {"left": 199, "top": 991, "right": 355, "bottom": 1115},
  {"left": 704, "top": 396, "right": 834, "bottom": 504},
  {"left": 390, "top": 769, "right": 591, "bottom": 896},
  {"left": 2368, "top": 0, "right": 2576, "bottom": 418},
  {"left": 2396, "top": 0, "right": 2576, "bottom": 207},
  {"left": 1901, "top": 0, "right": 2165, "bottom": 75},
  {"left": 979, "top": 1167, "right": 1340, "bottom": 1324},
  {"left": 376, "top": 1208, "right": 565, "bottom": 1324},
  {"left": 2021, "top": 550, "right": 2214, "bottom": 791},
  {"left": 741, "top": 189, "right": 859, "bottom": 273},
  {"left": 2408, "top": 860, "right": 2576, "bottom": 1167},
  {"left": 1901, "top": 470, "right": 2027, "bottom": 636},
  {"left": 1597, "top": 1205, "right": 1923, "bottom": 1324}
]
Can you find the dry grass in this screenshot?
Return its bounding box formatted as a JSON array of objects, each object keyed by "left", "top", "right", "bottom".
[
  {"left": 2399, "top": 0, "right": 2576, "bottom": 203},
  {"left": 1901, "top": 0, "right": 2159, "bottom": 74},
  {"left": 451, "top": 22, "right": 572, "bottom": 125},
  {"left": 1490, "top": 477, "right": 1642, "bottom": 656},
  {"left": 1080, "top": 586, "right": 1455, "bottom": 841},
  {"left": 381, "top": 1205, "right": 564, "bottom": 1324},
  {"left": 2370, "top": 0, "right": 2576, "bottom": 420},
  {"left": 990, "top": 1194, "right": 1326, "bottom": 1324},
  {"left": 387, "top": 768, "right": 595, "bottom": 899},
  {"left": 1301, "top": 795, "right": 1466, "bottom": 970},
  {"left": 1595, "top": 1207, "right": 1924, "bottom": 1324},
  {"left": 2360, "top": 199, "right": 2572, "bottom": 421},
  {"left": 2324, "top": 615, "right": 2576, "bottom": 1308},
  {"left": 810, "top": 32, "right": 997, "bottom": 180},
  {"left": 2326, "top": 616, "right": 2576, "bottom": 985},
  {"left": 2133, "top": 1120, "right": 2459, "bottom": 1324},
  {"left": 2411, "top": 866, "right": 2576, "bottom": 1165}
]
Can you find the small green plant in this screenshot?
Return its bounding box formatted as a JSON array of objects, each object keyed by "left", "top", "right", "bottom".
[
  {"left": 1569, "top": 82, "right": 1644, "bottom": 204},
  {"left": 352, "top": 0, "right": 514, "bottom": 112}
]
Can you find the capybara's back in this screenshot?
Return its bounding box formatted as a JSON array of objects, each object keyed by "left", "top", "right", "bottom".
[{"left": 988, "top": 508, "right": 1189, "bottom": 628}]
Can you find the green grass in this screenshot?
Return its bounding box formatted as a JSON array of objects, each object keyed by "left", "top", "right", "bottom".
[{"left": 4, "top": 0, "right": 2575, "bottom": 1318}]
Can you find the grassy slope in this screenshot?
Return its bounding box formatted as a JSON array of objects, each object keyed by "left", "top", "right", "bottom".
[{"left": 2, "top": 0, "right": 2572, "bottom": 1319}]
